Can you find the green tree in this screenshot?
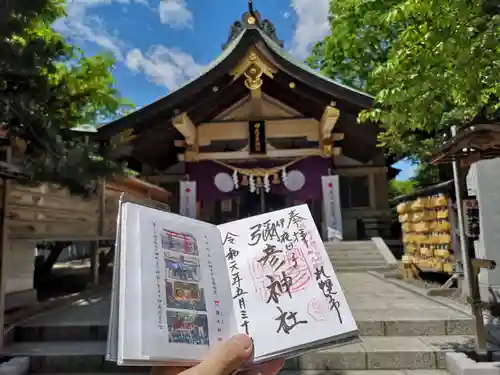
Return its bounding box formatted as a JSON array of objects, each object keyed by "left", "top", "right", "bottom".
[
  {"left": 388, "top": 179, "right": 415, "bottom": 200},
  {"left": 308, "top": 0, "right": 500, "bottom": 161},
  {"left": 410, "top": 163, "right": 453, "bottom": 189},
  {"left": 1, "top": 0, "right": 133, "bottom": 196}
]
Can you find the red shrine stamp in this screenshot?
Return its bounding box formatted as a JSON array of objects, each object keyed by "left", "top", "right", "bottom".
[
  {"left": 249, "top": 247, "right": 313, "bottom": 302},
  {"left": 307, "top": 297, "right": 329, "bottom": 321},
  {"left": 300, "top": 224, "right": 324, "bottom": 270}
]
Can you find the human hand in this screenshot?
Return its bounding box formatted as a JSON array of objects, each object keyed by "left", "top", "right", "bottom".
[{"left": 151, "top": 334, "right": 285, "bottom": 375}]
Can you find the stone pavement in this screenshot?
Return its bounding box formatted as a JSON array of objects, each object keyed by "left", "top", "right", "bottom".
[
  {"left": 18, "top": 272, "right": 471, "bottom": 328},
  {"left": 6, "top": 272, "right": 478, "bottom": 373}
]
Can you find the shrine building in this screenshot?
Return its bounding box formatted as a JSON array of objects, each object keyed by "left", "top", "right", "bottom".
[{"left": 97, "top": 5, "right": 396, "bottom": 240}]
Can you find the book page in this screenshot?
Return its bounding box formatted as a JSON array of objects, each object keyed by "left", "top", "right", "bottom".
[
  {"left": 218, "top": 204, "right": 358, "bottom": 360},
  {"left": 123, "top": 203, "right": 235, "bottom": 362}
]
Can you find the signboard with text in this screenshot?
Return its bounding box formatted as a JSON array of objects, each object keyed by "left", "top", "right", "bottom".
[{"left": 249, "top": 121, "right": 266, "bottom": 154}]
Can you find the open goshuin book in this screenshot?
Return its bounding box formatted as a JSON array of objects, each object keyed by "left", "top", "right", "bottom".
[{"left": 107, "top": 196, "right": 359, "bottom": 366}]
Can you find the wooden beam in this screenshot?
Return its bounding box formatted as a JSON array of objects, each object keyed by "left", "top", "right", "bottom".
[
  {"left": 197, "top": 118, "right": 320, "bottom": 146},
  {"left": 172, "top": 113, "right": 197, "bottom": 145},
  {"left": 321, "top": 105, "right": 340, "bottom": 139},
  {"left": 179, "top": 148, "right": 323, "bottom": 162}
]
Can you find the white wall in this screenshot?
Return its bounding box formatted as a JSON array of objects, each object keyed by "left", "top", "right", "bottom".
[{"left": 6, "top": 240, "right": 35, "bottom": 294}]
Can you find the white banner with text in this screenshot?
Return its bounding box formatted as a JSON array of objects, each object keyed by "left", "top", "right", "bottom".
[
  {"left": 321, "top": 175, "right": 343, "bottom": 241},
  {"left": 179, "top": 181, "right": 197, "bottom": 218}
]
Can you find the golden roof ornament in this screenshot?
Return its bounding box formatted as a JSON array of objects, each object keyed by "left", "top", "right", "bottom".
[{"left": 222, "top": 0, "right": 284, "bottom": 49}]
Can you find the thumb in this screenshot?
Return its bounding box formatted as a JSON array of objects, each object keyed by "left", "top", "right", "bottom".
[{"left": 188, "top": 334, "right": 253, "bottom": 375}]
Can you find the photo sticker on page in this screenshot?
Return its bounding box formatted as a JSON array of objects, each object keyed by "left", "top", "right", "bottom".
[{"left": 167, "top": 310, "right": 210, "bottom": 346}]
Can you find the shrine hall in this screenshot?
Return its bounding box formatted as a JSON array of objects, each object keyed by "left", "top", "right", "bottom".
[{"left": 96, "top": 3, "right": 397, "bottom": 240}]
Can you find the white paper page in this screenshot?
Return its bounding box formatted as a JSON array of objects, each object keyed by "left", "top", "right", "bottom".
[
  {"left": 118, "top": 202, "right": 144, "bottom": 362},
  {"left": 106, "top": 203, "right": 121, "bottom": 361},
  {"left": 218, "top": 204, "right": 358, "bottom": 360},
  {"left": 129, "top": 204, "right": 235, "bottom": 362}
]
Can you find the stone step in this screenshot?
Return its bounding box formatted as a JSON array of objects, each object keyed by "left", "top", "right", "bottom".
[
  {"left": 326, "top": 247, "right": 379, "bottom": 253},
  {"left": 5, "top": 341, "right": 145, "bottom": 373},
  {"left": 333, "top": 262, "right": 388, "bottom": 269},
  {"left": 328, "top": 253, "right": 383, "bottom": 260},
  {"left": 328, "top": 251, "right": 383, "bottom": 257},
  {"left": 328, "top": 253, "right": 385, "bottom": 260},
  {"left": 335, "top": 266, "right": 395, "bottom": 273},
  {"left": 7, "top": 336, "right": 476, "bottom": 372},
  {"left": 31, "top": 371, "right": 451, "bottom": 375},
  {"left": 280, "top": 370, "right": 451, "bottom": 375},
  {"left": 326, "top": 249, "right": 381, "bottom": 255},
  {"left": 292, "top": 335, "right": 476, "bottom": 370},
  {"left": 14, "top": 318, "right": 473, "bottom": 343},
  {"left": 325, "top": 241, "right": 375, "bottom": 246}
]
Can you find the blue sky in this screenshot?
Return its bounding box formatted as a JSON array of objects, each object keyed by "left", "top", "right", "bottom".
[{"left": 54, "top": 0, "right": 416, "bottom": 180}]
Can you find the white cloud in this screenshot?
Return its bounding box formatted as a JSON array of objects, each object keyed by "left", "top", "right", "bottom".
[
  {"left": 289, "top": 0, "right": 330, "bottom": 59},
  {"left": 158, "top": 0, "right": 193, "bottom": 29},
  {"left": 55, "top": 0, "right": 202, "bottom": 93},
  {"left": 126, "top": 45, "right": 203, "bottom": 91},
  {"left": 54, "top": 1, "right": 127, "bottom": 60},
  {"left": 54, "top": 0, "right": 153, "bottom": 61}
]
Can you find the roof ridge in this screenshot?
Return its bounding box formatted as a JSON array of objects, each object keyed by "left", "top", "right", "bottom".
[{"left": 255, "top": 29, "right": 373, "bottom": 100}]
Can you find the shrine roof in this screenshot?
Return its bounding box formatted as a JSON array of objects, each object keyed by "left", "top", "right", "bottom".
[
  {"left": 429, "top": 122, "right": 500, "bottom": 165},
  {"left": 95, "top": 6, "right": 382, "bottom": 170},
  {"left": 97, "top": 27, "right": 373, "bottom": 139}
]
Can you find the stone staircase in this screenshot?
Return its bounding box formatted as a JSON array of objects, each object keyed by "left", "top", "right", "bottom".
[
  {"left": 326, "top": 240, "right": 397, "bottom": 272},
  {"left": 6, "top": 309, "right": 472, "bottom": 374},
  {"left": 4, "top": 272, "right": 481, "bottom": 375}
]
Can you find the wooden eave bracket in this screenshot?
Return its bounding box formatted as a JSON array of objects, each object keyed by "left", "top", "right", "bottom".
[
  {"left": 320, "top": 105, "right": 342, "bottom": 157},
  {"left": 321, "top": 105, "right": 340, "bottom": 139},
  {"left": 172, "top": 113, "right": 197, "bottom": 146}
]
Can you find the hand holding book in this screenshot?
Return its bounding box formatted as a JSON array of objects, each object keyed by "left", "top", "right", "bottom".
[
  {"left": 107, "top": 199, "right": 358, "bottom": 365},
  {"left": 151, "top": 334, "right": 284, "bottom": 375}
]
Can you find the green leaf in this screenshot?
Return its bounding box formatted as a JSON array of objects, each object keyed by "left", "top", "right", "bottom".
[
  {"left": 1, "top": 0, "right": 135, "bottom": 196},
  {"left": 307, "top": 0, "right": 500, "bottom": 160}
]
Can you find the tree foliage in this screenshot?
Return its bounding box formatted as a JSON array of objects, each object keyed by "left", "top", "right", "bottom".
[
  {"left": 410, "top": 163, "right": 453, "bottom": 189},
  {"left": 388, "top": 179, "right": 415, "bottom": 200},
  {"left": 308, "top": 0, "right": 500, "bottom": 160},
  {"left": 1, "top": 0, "right": 133, "bottom": 196}
]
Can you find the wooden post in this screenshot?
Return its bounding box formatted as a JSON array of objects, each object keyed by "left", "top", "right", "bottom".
[
  {"left": 259, "top": 187, "right": 266, "bottom": 214},
  {"left": 91, "top": 178, "right": 106, "bottom": 285},
  {"left": 90, "top": 241, "right": 99, "bottom": 285},
  {"left": 0, "top": 146, "right": 12, "bottom": 349}
]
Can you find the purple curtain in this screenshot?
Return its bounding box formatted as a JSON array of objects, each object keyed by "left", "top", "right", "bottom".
[{"left": 188, "top": 157, "right": 331, "bottom": 202}]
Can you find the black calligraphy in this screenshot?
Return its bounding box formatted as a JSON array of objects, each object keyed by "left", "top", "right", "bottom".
[
  {"left": 248, "top": 219, "right": 285, "bottom": 247},
  {"left": 315, "top": 266, "right": 343, "bottom": 324},
  {"left": 266, "top": 272, "right": 292, "bottom": 303},
  {"left": 287, "top": 209, "right": 305, "bottom": 229},
  {"left": 287, "top": 209, "right": 308, "bottom": 247},
  {"left": 275, "top": 306, "right": 308, "bottom": 334},
  {"left": 224, "top": 231, "right": 250, "bottom": 334},
  {"left": 222, "top": 232, "right": 239, "bottom": 246},
  {"left": 208, "top": 238, "right": 223, "bottom": 341},
  {"left": 258, "top": 244, "right": 285, "bottom": 271},
  {"left": 248, "top": 213, "right": 307, "bottom": 250}
]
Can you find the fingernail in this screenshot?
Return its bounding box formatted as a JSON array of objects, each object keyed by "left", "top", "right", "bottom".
[{"left": 232, "top": 334, "right": 253, "bottom": 350}]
